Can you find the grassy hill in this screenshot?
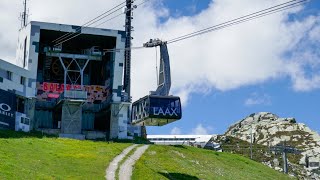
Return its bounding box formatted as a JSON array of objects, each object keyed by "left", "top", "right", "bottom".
[
  {"left": 0, "top": 130, "right": 130, "bottom": 179},
  {"left": 0, "top": 131, "right": 292, "bottom": 179},
  {"left": 132, "top": 145, "right": 292, "bottom": 180}
]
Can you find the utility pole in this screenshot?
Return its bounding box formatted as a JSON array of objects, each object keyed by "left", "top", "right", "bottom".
[
  {"left": 270, "top": 141, "right": 301, "bottom": 174},
  {"left": 250, "top": 126, "right": 253, "bottom": 159},
  {"left": 123, "top": 0, "right": 133, "bottom": 101},
  {"left": 282, "top": 141, "right": 288, "bottom": 174}
]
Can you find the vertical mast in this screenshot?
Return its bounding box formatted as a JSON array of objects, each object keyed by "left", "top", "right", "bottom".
[
  {"left": 20, "top": 0, "right": 28, "bottom": 28},
  {"left": 23, "top": 0, "right": 27, "bottom": 26},
  {"left": 124, "top": 0, "right": 133, "bottom": 101}
]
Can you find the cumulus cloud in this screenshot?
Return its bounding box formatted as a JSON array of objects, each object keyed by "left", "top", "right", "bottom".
[
  {"left": 284, "top": 17, "right": 320, "bottom": 91},
  {"left": 245, "top": 92, "right": 272, "bottom": 106},
  {"left": 170, "top": 127, "right": 182, "bottom": 135},
  {"left": 191, "top": 124, "right": 211, "bottom": 135},
  {"left": 0, "top": 0, "right": 319, "bottom": 103},
  {"left": 130, "top": 0, "right": 320, "bottom": 102}
]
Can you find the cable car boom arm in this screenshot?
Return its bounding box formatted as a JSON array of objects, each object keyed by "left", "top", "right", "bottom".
[{"left": 143, "top": 39, "right": 171, "bottom": 96}]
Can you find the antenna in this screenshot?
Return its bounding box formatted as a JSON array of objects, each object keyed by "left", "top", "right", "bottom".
[{"left": 20, "top": 0, "right": 29, "bottom": 28}]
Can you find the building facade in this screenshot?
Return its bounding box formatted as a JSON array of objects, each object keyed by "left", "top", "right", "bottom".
[
  {"left": 0, "top": 21, "right": 140, "bottom": 139},
  {"left": 147, "top": 134, "right": 221, "bottom": 150}
]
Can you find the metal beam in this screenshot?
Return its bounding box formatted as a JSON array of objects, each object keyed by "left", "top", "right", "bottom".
[{"left": 46, "top": 52, "right": 102, "bottom": 61}]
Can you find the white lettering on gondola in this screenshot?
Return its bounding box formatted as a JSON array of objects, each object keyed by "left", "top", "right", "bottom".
[
  {"left": 132, "top": 99, "right": 179, "bottom": 122},
  {"left": 153, "top": 107, "right": 178, "bottom": 116},
  {"left": 132, "top": 100, "right": 148, "bottom": 121}
]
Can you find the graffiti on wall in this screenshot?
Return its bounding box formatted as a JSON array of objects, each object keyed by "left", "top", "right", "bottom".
[{"left": 36, "top": 82, "right": 110, "bottom": 103}]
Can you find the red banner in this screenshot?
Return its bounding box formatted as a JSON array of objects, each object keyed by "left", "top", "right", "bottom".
[
  {"left": 37, "top": 82, "right": 110, "bottom": 103},
  {"left": 43, "top": 82, "right": 82, "bottom": 92}
]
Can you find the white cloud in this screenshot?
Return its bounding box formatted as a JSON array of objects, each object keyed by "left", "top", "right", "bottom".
[
  {"left": 0, "top": 0, "right": 319, "bottom": 103},
  {"left": 245, "top": 93, "right": 272, "bottom": 106},
  {"left": 170, "top": 127, "right": 182, "bottom": 135},
  {"left": 284, "top": 18, "right": 320, "bottom": 92},
  {"left": 191, "top": 124, "right": 210, "bottom": 135},
  {"left": 309, "top": 25, "right": 320, "bottom": 42}
]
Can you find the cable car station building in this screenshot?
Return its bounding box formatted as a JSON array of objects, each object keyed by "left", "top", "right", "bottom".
[{"left": 0, "top": 21, "right": 141, "bottom": 139}]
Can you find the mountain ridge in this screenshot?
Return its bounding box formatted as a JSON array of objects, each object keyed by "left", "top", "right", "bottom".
[{"left": 224, "top": 112, "right": 320, "bottom": 178}]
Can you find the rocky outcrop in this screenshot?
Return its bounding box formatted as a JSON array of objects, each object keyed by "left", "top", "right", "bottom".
[{"left": 225, "top": 112, "right": 320, "bottom": 178}]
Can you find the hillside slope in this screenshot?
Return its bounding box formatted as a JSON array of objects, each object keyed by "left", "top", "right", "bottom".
[
  {"left": 0, "top": 131, "right": 130, "bottom": 179},
  {"left": 132, "top": 145, "right": 291, "bottom": 180},
  {"left": 225, "top": 112, "right": 320, "bottom": 178}
]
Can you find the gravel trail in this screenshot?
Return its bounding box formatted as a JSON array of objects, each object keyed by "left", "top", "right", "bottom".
[
  {"left": 119, "top": 145, "right": 149, "bottom": 180},
  {"left": 106, "top": 144, "right": 138, "bottom": 180}
]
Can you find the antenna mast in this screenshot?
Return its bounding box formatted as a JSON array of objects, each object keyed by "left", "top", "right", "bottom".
[{"left": 20, "top": 0, "right": 28, "bottom": 28}]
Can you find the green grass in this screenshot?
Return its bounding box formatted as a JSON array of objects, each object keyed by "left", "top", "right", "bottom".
[
  {"left": 132, "top": 145, "right": 293, "bottom": 180},
  {"left": 0, "top": 130, "right": 131, "bottom": 179}
]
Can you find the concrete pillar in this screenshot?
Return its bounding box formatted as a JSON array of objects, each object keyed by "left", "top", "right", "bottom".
[
  {"left": 109, "top": 103, "right": 130, "bottom": 139},
  {"left": 25, "top": 98, "right": 36, "bottom": 130}
]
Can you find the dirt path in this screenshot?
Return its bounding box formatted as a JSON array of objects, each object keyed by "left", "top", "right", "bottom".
[
  {"left": 119, "top": 145, "right": 149, "bottom": 180},
  {"left": 106, "top": 144, "right": 138, "bottom": 180}
]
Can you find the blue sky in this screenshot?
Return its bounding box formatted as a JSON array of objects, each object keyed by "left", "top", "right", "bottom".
[{"left": 146, "top": 0, "right": 320, "bottom": 135}]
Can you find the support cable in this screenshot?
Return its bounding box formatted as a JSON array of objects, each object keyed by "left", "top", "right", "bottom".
[
  {"left": 103, "top": 0, "right": 308, "bottom": 52},
  {"left": 167, "top": 0, "right": 308, "bottom": 44},
  {"left": 53, "top": 0, "right": 151, "bottom": 46},
  {"left": 52, "top": 1, "right": 127, "bottom": 45},
  {"left": 54, "top": 11, "right": 126, "bottom": 47},
  {"left": 54, "top": 6, "right": 127, "bottom": 46}
]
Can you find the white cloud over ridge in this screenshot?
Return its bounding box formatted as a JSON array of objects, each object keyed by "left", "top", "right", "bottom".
[
  {"left": 191, "top": 124, "right": 211, "bottom": 135},
  {"left": 245, "top": 92, "right": 272, "bottom": 106},
  {"left": 170, "top": 127, "right": 182, "bottom": 135},
  {"left": 0, "top": 0, "right": 319, "bottom": 104}
]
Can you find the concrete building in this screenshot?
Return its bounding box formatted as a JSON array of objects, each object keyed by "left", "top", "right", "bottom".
[
  {"left": 0, "top": 21, "right": 140, "bottom": 139},
  {"left": 147, "top": 134, "right": 221, "bottom": 150}
]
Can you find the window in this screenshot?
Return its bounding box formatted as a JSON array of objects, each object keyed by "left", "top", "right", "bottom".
[
  {"left": 23, "top": 37, "right": 27, "bottom": 67},
  {"left": 7, "top": 71, "right": 12, "bottom": 80},
  {"left": 20, "top": 76, "right": 26, "bottom": 85},
  {"left": 20, "top": 117, "right": 30, "bottom": 125},
  {"left": 309, "top": 162, "right": 320, "bottom": 168}
]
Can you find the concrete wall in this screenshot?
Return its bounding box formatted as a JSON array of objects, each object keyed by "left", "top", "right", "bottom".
[{"left": 0, "top": 60, "right": 35, "bottom": 97}]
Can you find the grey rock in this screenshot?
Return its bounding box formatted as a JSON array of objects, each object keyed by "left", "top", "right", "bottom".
[{"left": 225, "top": 112, "right": 320, "bottom": 179}]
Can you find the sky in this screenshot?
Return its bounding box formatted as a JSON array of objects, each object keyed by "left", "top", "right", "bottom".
[{"left": 0, "top": 0, "right": 319, "bottom": 135}]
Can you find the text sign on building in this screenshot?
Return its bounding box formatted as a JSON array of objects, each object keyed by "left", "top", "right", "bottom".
[
  {"left": 0, "top": 89, "right": 16, "bottom": 130},
  {"left": 36, "top": 82, "right": 110, "bottom": 103}
]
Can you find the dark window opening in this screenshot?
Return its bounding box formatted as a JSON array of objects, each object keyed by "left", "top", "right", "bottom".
[
  {"left": 17, "top": 97, "right": 25, "bottom": 113},
  {"left": 7, "top": 71, "right": 12, "bottom": 80},
  {"left": 20, "top": 76, "right": 26, "bottom": 85},
  {"left": 94, "top": 110, "right": 111, "bottom": 132},
  {"left": 23, "top": 37, "right": 27, "bottom": 67},
  {"left": 52, "top": 107, "right": 62, "bottom": 129}
]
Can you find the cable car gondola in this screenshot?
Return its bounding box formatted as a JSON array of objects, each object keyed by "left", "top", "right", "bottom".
[
  {"left": 131, "top": 39, "right": 182, "bottom": 126},
  {"left": 131, "top": 95, "right": 182, "bottom": 126}
]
